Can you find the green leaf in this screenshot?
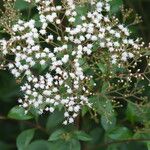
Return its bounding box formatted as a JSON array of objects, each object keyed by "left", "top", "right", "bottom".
[
  {"left": 32, "top": 63, "right": 49, "bottom": 75},
  {"left": 68, "top": 139, "right": 81, "bottom": 150},
  {"left": 48, "top": 140, "right": 66, "bottom": 150},
  {"left": 48, "top": 129, "right": 66, "bottom": 141},
  {"left": 8, "top": 106, "right": 33, "bottom": 120},
  {"left": 101, "top": 82, "right": 109, "bottom": 93},
  {"left": 126, "top": 103, "right": 138, "bottom": 124},
  {"left": 101, "top": 113, "right": 116, "bottom": 131},
  {"left": 133, "top": 132, "right": 150, "bottom": 139},
  {"left": 147, "top": 142, "right": 150, "bottom": 150},
  {"left": 81, "top": 106, "right": 89, "bottom": 117},
  {"left": 106, "top": 145, "right": 119, "bottom": 150},
  {"left": 90, "top": 96, "right": 116, "bottom": 131},
  {"left": 74, "top": 131, "right": 92, "bottom": 141},
  {"left": 110, "top": 0, "right": 123, "bottom": 14},
  {"left": 89, "top": 96, "right": 116, "bottom": 129},
  {"left": 14, "top": 0, "right": 31, "bottom": 10},
  {"left": 107, "top": 142, "right": 148, "bottom": 150},
  {"left": 107, "top": 127, "right": 132, "bottom": 140},
  {"left": 27, "top": 140, "right": 51, "bottom": 150},
  {"left": 33, "top": 14, "right": 42, "bottom": 27},
  {"left": 74, "top": 4, "right": 89, "bottom": 25},
  {"left": 17, "top": 129, "right": 35, "bottom": 150},
  {"left": 97, "top": 63, "right": 107, "bottom": 74},
  {"left": 48, "top": 139, "right": 81, "bottom": 150},
  {"left": 89, "top": 127, "right": 104, "bottom": 145},
  {"left": 46, "top": 110, "right": 64, "bottom": 132}
]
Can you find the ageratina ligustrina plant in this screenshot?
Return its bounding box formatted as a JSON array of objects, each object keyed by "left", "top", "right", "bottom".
[{"left": 0, "top": 0, "right": 150, "bottom": 128}]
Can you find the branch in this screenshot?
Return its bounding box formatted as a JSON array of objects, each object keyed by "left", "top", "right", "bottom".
[{"left": 0, "top": 115, "right": 48, "bottom": 134}]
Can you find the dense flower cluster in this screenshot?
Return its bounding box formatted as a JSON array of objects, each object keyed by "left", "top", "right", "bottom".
[{"left": 0, "top": 0, "right": 149, "bottom": 124}]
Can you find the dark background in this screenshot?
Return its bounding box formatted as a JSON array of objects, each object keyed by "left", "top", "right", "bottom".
[{"left": 124, "top": 0, "right": 150, "bottom": 43}]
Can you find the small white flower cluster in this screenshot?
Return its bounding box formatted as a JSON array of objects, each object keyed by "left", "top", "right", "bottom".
[{"left": 0, "top": 0, "right": 147, "bottom": 124}]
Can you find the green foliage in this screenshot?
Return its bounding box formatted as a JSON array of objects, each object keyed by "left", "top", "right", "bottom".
[
  {"left": 107, "top": 126, "right": 132, "bottom": 140},
  {"left": 110, "top": 0, "right": 123, "bottom": 14},
  {"left": 17, "top": 129, "right": 35, "bottom": 150},
  {"left": 147, "top": 142, "right": 150, "bottom": 150},
  {"left": 48, "top": 129, "right": 66, "bottom": 141},
  {"left": 48, "top": 139, "right": 81, "bottom": 150},
  {"left": 26, "top": 140, "right": 51, "bottom": 150},
  {"left": 73, "top": 131, "right": 92, "bottom": 141},
  {"left": 8, "top": 106, "right": 33, "bottom": 120},
  {"left": 14, "top": 0, "right": 32, "bottom": 10},
  {"left": 46, "top": 110, "right": 64, "bottom": 132},
  {"left": 74, "top": 4, "right": 89, "bottom": 25},
  {"left": 126, "top": 103, "right": 139, "bottom": 124},
  {"left": 101, "top": 113, "right": 116, "bottom": 131}
]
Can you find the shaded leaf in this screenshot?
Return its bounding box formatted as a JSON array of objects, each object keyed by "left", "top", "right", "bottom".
[
  {"left": 81, "top": 106, "right": 89, "bottom": 117},
  {"left": 46, "top": 110, "right": 64, "bottom": 132},
  {"left": 68, "top": 139, "right": 81, "bottom": 150},
  {"left": 48, "top": 139, "right": 81, "bottom": 150},
  {"left": 110, "top": 0, "right": 123, "bottom": 14},
  {"left": 126, "top": 103, "right": 138, "bottom": 124},
  {"left": 107, "top": 127, "right": 132, "bottom": 140},
  {"left": 74, "top": 131, "right": 92, "bottom": 141},
  {"left": 27, "top": 140, "right": 51, "bottom": 150},
  {"left": 0, "top": 70, "right": 20, "bottom": 102},
  {"left": 17, "top": 129, "right": 35, "bottom": 150}
]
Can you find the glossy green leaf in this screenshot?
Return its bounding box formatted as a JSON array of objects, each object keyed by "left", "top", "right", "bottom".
[
  {"left": 107, "top": 127, "right": 132, "bottom": 140},
  {"left": 74, "top": 131, "right": 92, "bottom": 141},
  {"left": 17, "top": 129, "right": 35, "bottom": 150},
  {"left": 27, "top": 140, "right": 51, "bottom": 150},
  {"left": 48, "top": 129, "right": 66, "bottom": 141},
  {"left": 48, "top": 139, "right": 81, "bottom": 150},
  {"left": 14, "top": 0, "right": 31, "bottom": 10},
  {"left": 8, "top": 106, "right": 33, "bottom": 120}
]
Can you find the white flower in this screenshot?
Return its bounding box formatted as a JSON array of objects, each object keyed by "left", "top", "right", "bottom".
[
  {"left": 68, "top": 117, "right": 74, "bottom": 123},
  {"left": 49, "top": 107, "right": 54, "bottom": 112},
  {"left": 1, "top": 0, "right": 147, "bottom": 125},
  {"left": 62, "top": 55, "right": 69, "bottom": 63}
]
